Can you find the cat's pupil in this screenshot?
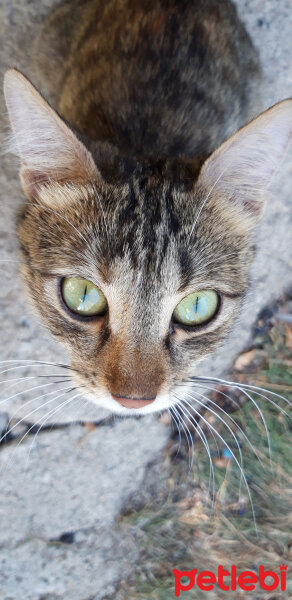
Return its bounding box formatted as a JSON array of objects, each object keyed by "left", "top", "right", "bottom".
[{"left": 195, "top": 296, "right": 199, "bottom": 313}]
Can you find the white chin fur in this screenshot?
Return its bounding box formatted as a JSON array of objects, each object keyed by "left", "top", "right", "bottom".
[{"left": 83, "top": 390, "right": 175, "bottom": 416}]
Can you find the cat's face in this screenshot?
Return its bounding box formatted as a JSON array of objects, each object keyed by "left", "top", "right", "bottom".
[
  {"left": 16, "top": 175, "right": 253, "bottom": 416},
  {"left": 4, "top": 70, "right": 292, "bottom": 415}
]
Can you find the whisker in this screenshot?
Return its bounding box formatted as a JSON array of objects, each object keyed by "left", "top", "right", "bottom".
[
  {"left": 189, "top": 168, "right": 227, "bottom": 239},
  {"left": 230, "top": 386, "right": 272, "bottom": 468},
  {"left": 168, "top": 407, "right": 182, "bottom": 456},
  {"left": 179, "top": 382, "right": 263, "bottom": 467},
  {"left": 0, "top": 374, "right": 69, "bottom": 400},
  {"left": 0, "top": 374, "right": 71, "bottom": 381},
  {"left": 27, "top": 202, "right": 89, "bottom": 246},
  {"left": 0, "top": 379, "right": 71, "bottom": 410},
  {"left": 190, "top": 376, "right": 292, "bottom": 410},
  {"left": 187, "top": 375, "right": 292, "bottom": 468},
  {"left": 0, "top": 359, "right": 73, "bottom": 368},
  {"left": 183, "top": 381, "right": 241, "bottom": 411},
  {"left": 236, "top": 385, "right": 291, "bottom": 422},
  {"left": 171, "top": 404, "right": 193, "bottom": 469},
  {"left": 1, "top": 391, "right": 81, "bottom": 477},
  {"left": 6, "top": 390, "right": 108, "bottom": 434},
  {"left": 0, "top": 363, "right": 78, "bottom": 378},
  {"left": 0, "top": 385, "right": 75, "bottom": 446},
  {"left": 25, "top": 391, "right": 83, "bottom": 465},
  {"left": 194, "top": 419, "right": 216, "bottom": 506},
  {"left": 176, "top": 397, "right": 257, "bottom": 533},
  {"left": 176, "top": 386, "right": 221, "bottom": 457},
  {"left": 182, "top": 390, "right": 247, "bottom": 500},
  {"left": 183, "top": 393, "right": 244, "bottom": 473},
  {"left": 0, "top": 374, "right": 71, "bottom": 393},
  {"left": 184, "top": 419, "right": 195, "bottom": 470},
  {"left": 171, "top": 405, "right": 192, "bottom": 456},
  {"left": 174, "top": 398, "right": 216, "bottom": 505}
]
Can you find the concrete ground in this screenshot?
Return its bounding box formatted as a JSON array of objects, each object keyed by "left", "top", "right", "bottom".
[{"left": 0, "top": 1, "right": 291, "bottom": 598}]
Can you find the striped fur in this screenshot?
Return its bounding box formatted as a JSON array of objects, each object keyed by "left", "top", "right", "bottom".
[{"left": 4, "top": 0, "right": 292, "bottom": 415}]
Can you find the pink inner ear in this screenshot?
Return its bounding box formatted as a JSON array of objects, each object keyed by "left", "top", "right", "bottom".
[
  {"left": 4, "top": 69, "right": 98, "bottom": 190},
  {"left": 197, "top": 99, "right": 292, "bottom": 224},
  {"left": 20, "top": 167, "right": 51, "bottom": 199}
]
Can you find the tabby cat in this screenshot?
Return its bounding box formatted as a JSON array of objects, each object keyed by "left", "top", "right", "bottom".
[{"left": 4, "top": 0, "right": 292, "bottom": 415}]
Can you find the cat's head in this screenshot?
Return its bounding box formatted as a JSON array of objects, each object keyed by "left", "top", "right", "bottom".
[{"left": 4, "top": 70, "right": 292, "bottom": 415}]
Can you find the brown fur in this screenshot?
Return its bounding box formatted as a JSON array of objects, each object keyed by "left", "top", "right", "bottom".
[
  {"left": 36, "top": 0, "right": 261, "bottom": 157},
  {"left": 4, "top": 0, "right": 292, "bottom": 415}
]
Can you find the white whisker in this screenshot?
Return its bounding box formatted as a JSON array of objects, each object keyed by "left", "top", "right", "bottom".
[
  {"left": 231, "top": 386, "right": 272, "bottom": 467},
  {"left": 183, "top": 393, "right": 244, "bottom": 471},
  {"left": 1, "top": 391, "right": 81, "bottom": 477},
  {"left": 180, "top": 382, "right": 263, "bottom": 466},
  {"left": 192, "top": 376, "right": 292, "bottom": 410},
  {"left": 171, "top": 404, "right": 194, "bottom": 469},
  {"left": 189, "top": 168, "right": 227, "bottom": 239},
  {"left": 25, "top": 392, "right": 82, "bottom": 466},
  {"left": 0, "top": 364, "right": 74, "bottom": 379},
  {"left": 28, "top": 202, "right": 89, "bottom": 246},
  {"left": 0, "top": 385, "right": 74, "bottom": 446},
  {"left": 0, "top": 379, "right": 70, "bottom": 410},
  {"left": 168, "top": 407, "right": 182, "bottom": 455},
  {"left": 0, "top": 375, "right": 69, "bottom": 400},
  {"left": 0, "top": 359, "right": 71, "bottom": 368},
  {"left": 176, "top": 396, "right": 258, "bottom": 533},
  {"left": 175, "top": 398, "right": 216, "bottom": 505}
]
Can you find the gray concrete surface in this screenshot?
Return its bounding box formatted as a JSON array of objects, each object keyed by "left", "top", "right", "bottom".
[
  {"left": 0, "top": 420, "right": 166, "bottom": 599},
  {"left": 0, "top": 1, "right": 292, "bottom": 599}
]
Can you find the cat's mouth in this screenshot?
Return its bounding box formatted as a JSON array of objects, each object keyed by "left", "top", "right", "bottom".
[
  {"left": 111, "top": 394, "right": 156, "bottom": 409},
  {"left": 78, "top": 380, "right": 175, "bottom": 416}
]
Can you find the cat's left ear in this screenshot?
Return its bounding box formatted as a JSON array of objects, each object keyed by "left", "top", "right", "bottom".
[
  {"left": 197, "top": 99, "right": 292, "bottom": 226},
  {"left": 4, "top": 69, "right": 98, "bottom": 198}
]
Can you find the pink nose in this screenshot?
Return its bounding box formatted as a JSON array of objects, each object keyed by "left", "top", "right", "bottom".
[{"left": 112, "top": 394, "right": 156, "bottom": 409}]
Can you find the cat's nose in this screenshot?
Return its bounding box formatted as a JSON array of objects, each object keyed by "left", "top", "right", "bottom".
[{"left": 111, "top": 394, "right": 156, "bottom": 409}]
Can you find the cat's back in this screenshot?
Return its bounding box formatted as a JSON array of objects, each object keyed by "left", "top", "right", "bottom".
[{"left": 36, "top": 0, "right": 261, "bottom": 159}]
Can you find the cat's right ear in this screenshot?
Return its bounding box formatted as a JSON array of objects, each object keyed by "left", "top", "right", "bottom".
[
  {"left": 197, "top": 99, "right": 292, "bottom": 228},
  {"left": 4, "top": 69, "right": 98, "bottom": 199}
]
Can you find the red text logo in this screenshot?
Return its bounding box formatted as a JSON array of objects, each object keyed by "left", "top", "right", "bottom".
[{"left": 173, "top": 564, "right": 287, "bottom": 596}]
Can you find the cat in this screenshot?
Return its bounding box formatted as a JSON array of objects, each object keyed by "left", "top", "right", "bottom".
[{"left": 3, "top": 0, "right": 292, "bottom": 417}]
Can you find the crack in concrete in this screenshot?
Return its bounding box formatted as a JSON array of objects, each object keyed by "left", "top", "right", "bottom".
[{"left": 0, "top": 415, "right": 114, "bottom": 449}]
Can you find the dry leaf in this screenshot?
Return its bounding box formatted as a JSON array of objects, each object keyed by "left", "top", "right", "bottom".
[
  {"left": 234, "top": 349, "right": 257, "bottom": 370},
  {"left": 213, "top": 457, "right": 229, "bottom": 469},
  {"left": 180, "top": 500, "right": 209, "bottom": 524},
  {"left": 234, "top": 348, "right": 267, "bottom": 371},
  {"left": 285, "top": 323, "right": 292, "bottom": 351}
]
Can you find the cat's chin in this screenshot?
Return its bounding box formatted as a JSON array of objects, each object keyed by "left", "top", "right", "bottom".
[{"left": 83, "top": 389, "right": 175, "bottom": 417}]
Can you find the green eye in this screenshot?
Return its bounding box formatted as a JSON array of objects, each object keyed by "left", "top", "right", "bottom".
[
  {"left": 62, "top": 277, "right": 107, "bottom": 317},
  {"left": 173, "top": 290, "right": 219, "bottom": 326}
]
